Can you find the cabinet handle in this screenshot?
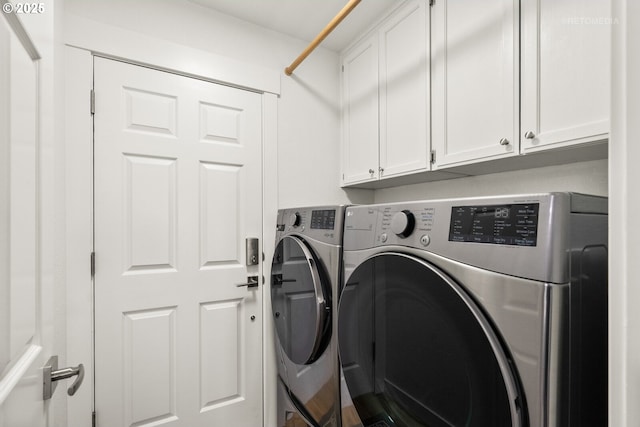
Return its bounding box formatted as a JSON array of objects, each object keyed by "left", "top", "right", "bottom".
[
  {"left": 379, "top": 167, "right": 384, "bottom": 175},
  {"left": 499, "top": 138, "right": 510, "bottom": 146},
  {"left": 368, "top": 169, "right": 375, "bottom": 174},
  {"left": 524, "top": 131, "right": 536, "bottom": 139}
]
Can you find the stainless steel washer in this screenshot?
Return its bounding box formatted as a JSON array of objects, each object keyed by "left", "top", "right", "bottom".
[
  {"left": 271, "top": 206, "right": 346, "bottom": 427},
  {"left": 338, "top": 193, "right": 607, "bottom": 427}
]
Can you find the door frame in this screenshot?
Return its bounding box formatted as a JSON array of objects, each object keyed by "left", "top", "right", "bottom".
[{"left": 64, "top": 21, "right": 279, "bottom": 426}]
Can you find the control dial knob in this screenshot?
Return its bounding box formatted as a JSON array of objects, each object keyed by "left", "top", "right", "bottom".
[
  {"left": 390, "top": 210, "right": 415, "bottom": 238},
  {"left": 289, "top": 212, "right": 301, "bottom": 227}
]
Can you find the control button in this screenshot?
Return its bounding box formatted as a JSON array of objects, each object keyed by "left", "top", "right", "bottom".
[
  {"left": 288, "top": 212, "right": 301, "bottom": 227},
  {"left": 390, "top": 210, "right": 415, "bottom": 238},
  {"left": 381, "top": 233, "right": 388, "bottom": 243},
  {"left": 420, "top": 234, "right": 431, "bottom": 246}
]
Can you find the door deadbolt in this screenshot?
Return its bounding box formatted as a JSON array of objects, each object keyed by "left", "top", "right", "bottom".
[{"left": 246, "top": 238, "right": 259, "bottom": 266}]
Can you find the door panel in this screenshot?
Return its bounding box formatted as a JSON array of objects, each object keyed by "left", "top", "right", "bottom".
[
  {"left": 200, "top": 162, "right": 242, "bottom": 266},
  {"left": 123, "top": 307, "right": 177, "bottom": 426},
  {"left": 123, "top": 154, "right": 177, "bottom": 272},
  {"left": 94, "top": 57, "right": 263, "bottom": 427}
]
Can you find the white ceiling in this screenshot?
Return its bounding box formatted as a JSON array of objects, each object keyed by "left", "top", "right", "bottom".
[{"left": 187, "top": 0, "right": 399, "bottom": 52}]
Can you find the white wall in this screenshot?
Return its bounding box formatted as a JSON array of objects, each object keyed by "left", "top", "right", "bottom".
[
  {"left": 64, "top": 0, "right": 373, "bottom": 208},
  {"left": 374, "top": 159, "right": 607, "bottom": 203}
]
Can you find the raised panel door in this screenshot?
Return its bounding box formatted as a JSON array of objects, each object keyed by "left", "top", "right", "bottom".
[{"left": 94, "top": 57, "right": 263, "bottom": 427}]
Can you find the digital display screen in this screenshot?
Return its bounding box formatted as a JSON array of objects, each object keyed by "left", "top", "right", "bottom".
[
  {"left": 310, "top": 209, "right": 336, "bottom": 230},
  {"left": 449, "top": 203, "right": 539, "bottom": 246}
]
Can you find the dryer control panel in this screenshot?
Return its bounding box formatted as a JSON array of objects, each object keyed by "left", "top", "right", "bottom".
[
  {"left": 449, "top": 203, "right": 540, "bottom": 246},
  {"left": 342, "top": 193, "right": 600, "bottom": 283}
]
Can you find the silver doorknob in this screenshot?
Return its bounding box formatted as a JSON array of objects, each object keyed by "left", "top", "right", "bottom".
[
  {"left": 236, "top": 275, "right": 259, "bottom": 288},
  {"left": 524, "top": 131, "right": 535, "bottom": 139},
  {"left": 499, "top": 138, "right": 510, "bottom": 146},
  {"left": 43, "top": 356, "right": 85, "bottom": 400}
]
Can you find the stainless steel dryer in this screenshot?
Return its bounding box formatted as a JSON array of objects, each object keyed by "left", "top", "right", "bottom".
[
  {"left": 271, "top": 206, "right": 346, "bottom": 427},
  {"left": 338, "top": 193, "right": 607, "bottom": 427}
]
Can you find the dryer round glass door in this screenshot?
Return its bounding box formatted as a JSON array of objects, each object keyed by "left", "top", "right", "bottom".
[
  {"left": 271, "top": 235, "right": 331, "bottom": 365},
  {"left": 338, "top": 253, "right": 524, "bottom": 427}
]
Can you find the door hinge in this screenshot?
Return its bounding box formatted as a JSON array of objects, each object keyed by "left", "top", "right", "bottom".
[
  {"left": 430, "top": 150, "right": 436, "bottom": 164},
  {"left": 90, "top": 89, "right": 95, "bottom": 115},
  {"left": 92, "top": 411, "right": 96, "bottom": 427},
  {"left": 90, "top": 252, "right": 95, "bottom": 277}
]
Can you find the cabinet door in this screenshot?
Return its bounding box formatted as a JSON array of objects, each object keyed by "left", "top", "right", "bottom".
[
  {"left": 342, "top": 36, "right": 379, "bottom": 185},
  {"left": 521, "top": 0, "right": 610, "bottom": 153},
  {"left": 431, "top": 0, "right": 519, "bottom": 168},
  {"left": 379, "top": 0, "right": 429, "bottom": 178}
]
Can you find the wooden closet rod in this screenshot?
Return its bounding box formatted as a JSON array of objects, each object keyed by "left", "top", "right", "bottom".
[{"left": 284, "top": 0, "right": 362, "bottom": 76}]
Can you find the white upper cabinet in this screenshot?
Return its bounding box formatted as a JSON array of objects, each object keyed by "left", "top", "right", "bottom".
[
  {"left": 431, "top": 0, "right": 519, "bottom": 169},
  {"left": 342, "top": 35, "right": 379, "bottom": 184},
  {"left": 521, "top": 0, "right": 610, "bottom": 152},
  {"left": 341, "top": 0, "right": 610, "bottom": 186},
  {"left": 379, "top": 0, "right": 429, "bottom": 179},
  {"left": 341, "top": 0, "right": 429, "bottom": 186}
]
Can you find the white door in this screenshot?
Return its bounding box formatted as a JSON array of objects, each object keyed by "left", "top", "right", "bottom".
[
  {"left": 0, "top": 9, "right": 54, "bottom": 427},
  {"left": 341, "top": 36, "right": 379, "bottom": 185},
  {"left": 379, "top": 0, "right": 429, "bottom": 179},
  {"left": 93, "top": 58, "right": 264, "bottom": 427},
  {"left": 431, "top": 0, "right": 519, "bottom": 168},
  {"left": 520, "top": 0, "right": 610, "bottom": 153}
]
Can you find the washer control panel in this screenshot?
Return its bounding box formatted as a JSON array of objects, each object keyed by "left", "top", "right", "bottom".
[{"left": 276, "top": 206, "right": 346, "bottom": 245}]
